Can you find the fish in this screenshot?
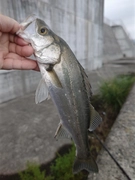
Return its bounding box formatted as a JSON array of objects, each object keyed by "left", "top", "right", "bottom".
[{"left": 17, "top": 16, "right": 102, "bottom": 174}]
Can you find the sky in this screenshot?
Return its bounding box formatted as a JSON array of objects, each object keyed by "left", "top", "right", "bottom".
[{"left": 104, "top": 0, "right": 135, "bottom": 40}]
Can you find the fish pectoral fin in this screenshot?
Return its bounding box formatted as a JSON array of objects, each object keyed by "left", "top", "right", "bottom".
[
  {"left": 73, "top": 156, "right": 98, "bottom": 174},
  {"left": 47, "top": 69, "right": 63, "bottom": 89},
  {"left": 54, "top": 122, "right": 71, "bottom": 139},
  {"left": 88, "top": 104, "right": 102, "bottom": 131},
  {"left": 35, "top": 78, "right": 50, "bottom": 104}
]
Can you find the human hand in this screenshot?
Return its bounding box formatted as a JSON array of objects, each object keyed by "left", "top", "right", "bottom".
[{"left": 0, "top": 14, "right": 38, "bottom": 70}]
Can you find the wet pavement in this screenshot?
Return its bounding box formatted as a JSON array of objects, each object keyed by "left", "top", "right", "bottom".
[{"left": 0, "top": 58, "right": 135, "bottom": 176}]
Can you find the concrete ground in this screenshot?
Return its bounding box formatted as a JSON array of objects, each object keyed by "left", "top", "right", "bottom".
[{"left": 0, "top": 59, "right": 135, "bottom": 176}]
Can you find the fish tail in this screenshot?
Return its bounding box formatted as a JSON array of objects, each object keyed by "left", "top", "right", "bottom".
[{"left": 73, "top": 156, "right": 98, "bottom": 174}]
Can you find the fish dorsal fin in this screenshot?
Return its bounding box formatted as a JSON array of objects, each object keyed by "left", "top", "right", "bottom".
[
  {"left": 89, "top": 105, "right": 102, "bottom": 131},
  {"left": 35, "top": 78, "right": 50, "bottom": 104},
  {"left": 54, "top": 122, "right": 71, "bottom": 139}
]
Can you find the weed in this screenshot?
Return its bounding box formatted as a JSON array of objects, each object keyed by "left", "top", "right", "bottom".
[
  {"left": 19, "top": 162, "right": 54, "bottom": 180},
  {"left": 50, "top": 145, "right": 84, "bottom": 180},
  {"left": 19, "top": 146, "right": 85, "bottom": 180},
  {"left": 99, "top": 74, "right": 135, "bottom": 113}
]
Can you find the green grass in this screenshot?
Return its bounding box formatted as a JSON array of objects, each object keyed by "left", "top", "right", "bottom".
[
  {"left": 98, "top": 74, "right": 135, "bottom": 113},
  {"left": 19, "top": 146, "right": 84, "bottom": 180},
  {"left": 50, "top": 145, "right": 84, "bottom": 180},
  {"left": 19, "top": 162, "right": 53, "bottom": 180}
]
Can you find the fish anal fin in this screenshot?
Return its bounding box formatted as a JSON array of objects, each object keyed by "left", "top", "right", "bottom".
[
  {"left": 89, "top": 104, "right": 102, "bottom": 131},
  {"left": 54, "top": 122, "right": 71, "bottom": 139},
  {"left": 73, "top": 156, "right": 98, "bottom": 174},
  {"left": 35, "top": 78, "right": 50, "bottom": 104}
]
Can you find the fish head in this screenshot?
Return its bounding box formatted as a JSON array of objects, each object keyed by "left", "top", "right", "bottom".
[
  {"left": 17, "top": 16, "right": 54, "bottom": 51},
  {"left": 17, "top": 16, "right": 61, "bottom": 65}
]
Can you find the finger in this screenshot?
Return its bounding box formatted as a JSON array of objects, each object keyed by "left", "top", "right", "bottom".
[
  {"left": 16, "top": 37, "right": 29, "bottom": 46},
  {"left": 9, "top": 34, "right": 29, "bottom": 46},
  {"left": 0, "top": 14, "right": 19, "bottom": 33},
  {"left": 9, "top": 42, "right": 34, "bottom": 57},
  {"left": 33, "top": 65, "right": 40, "bottom": 71},
  {"left": 2, "top": 53, "right": 38, "bottom": 70}
]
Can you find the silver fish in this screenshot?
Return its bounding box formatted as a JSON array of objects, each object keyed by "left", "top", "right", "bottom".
[{"left": 17, "top": 16, "right": 102, "bottom": 174}]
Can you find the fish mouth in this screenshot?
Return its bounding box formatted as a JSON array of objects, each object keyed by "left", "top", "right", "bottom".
[
  {"left": 16, "top": 14, "right": 37, "bottom": 41},
  {"left": 19, "top": 14, "right": 37, "bottom": 30}
]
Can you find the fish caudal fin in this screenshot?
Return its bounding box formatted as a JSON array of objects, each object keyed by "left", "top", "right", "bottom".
[{"left": 73, "top": 156, "right": 98, "bottom": 174}]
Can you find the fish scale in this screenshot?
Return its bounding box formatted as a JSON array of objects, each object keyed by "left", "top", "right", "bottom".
[{"left": 59, "top": 50, "right": 89, "bottom": 143}]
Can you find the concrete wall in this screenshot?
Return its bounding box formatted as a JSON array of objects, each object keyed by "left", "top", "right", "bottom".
[
  {"left": 112, "top": 25, "right": 135, "bottom": 58},
  {"left": 103, "top": 23, "right": 135, "bottom": 63},
  {"left": 103, "top": 24, "right": 123, "bottom": 63},
  {"left": 0, "top": 0, "right": 104, "bottom": 103},
  {"left": 0, "top": 70, "right": 41, "bottom": 103}
]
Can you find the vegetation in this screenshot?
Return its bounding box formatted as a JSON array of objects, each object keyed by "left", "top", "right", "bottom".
[
  {"left": 19, "top": 162, "right": 53, "bottom": 180},
  {"left": 19, "top": 146, "right": 84, "bottom": 180},
  {"left": 18, "top": 74, "right": 135, "bottom": 180},
  {"left": 50, "top": 145, "right": 85, "bottom": 180},
  {"left": 98, "top": 74, "right": 135, "bottom": 113}
]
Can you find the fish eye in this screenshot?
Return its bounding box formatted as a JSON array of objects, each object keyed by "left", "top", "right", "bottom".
[{"left": 40, "top": 27, "right": 47, "bottom": 35}]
